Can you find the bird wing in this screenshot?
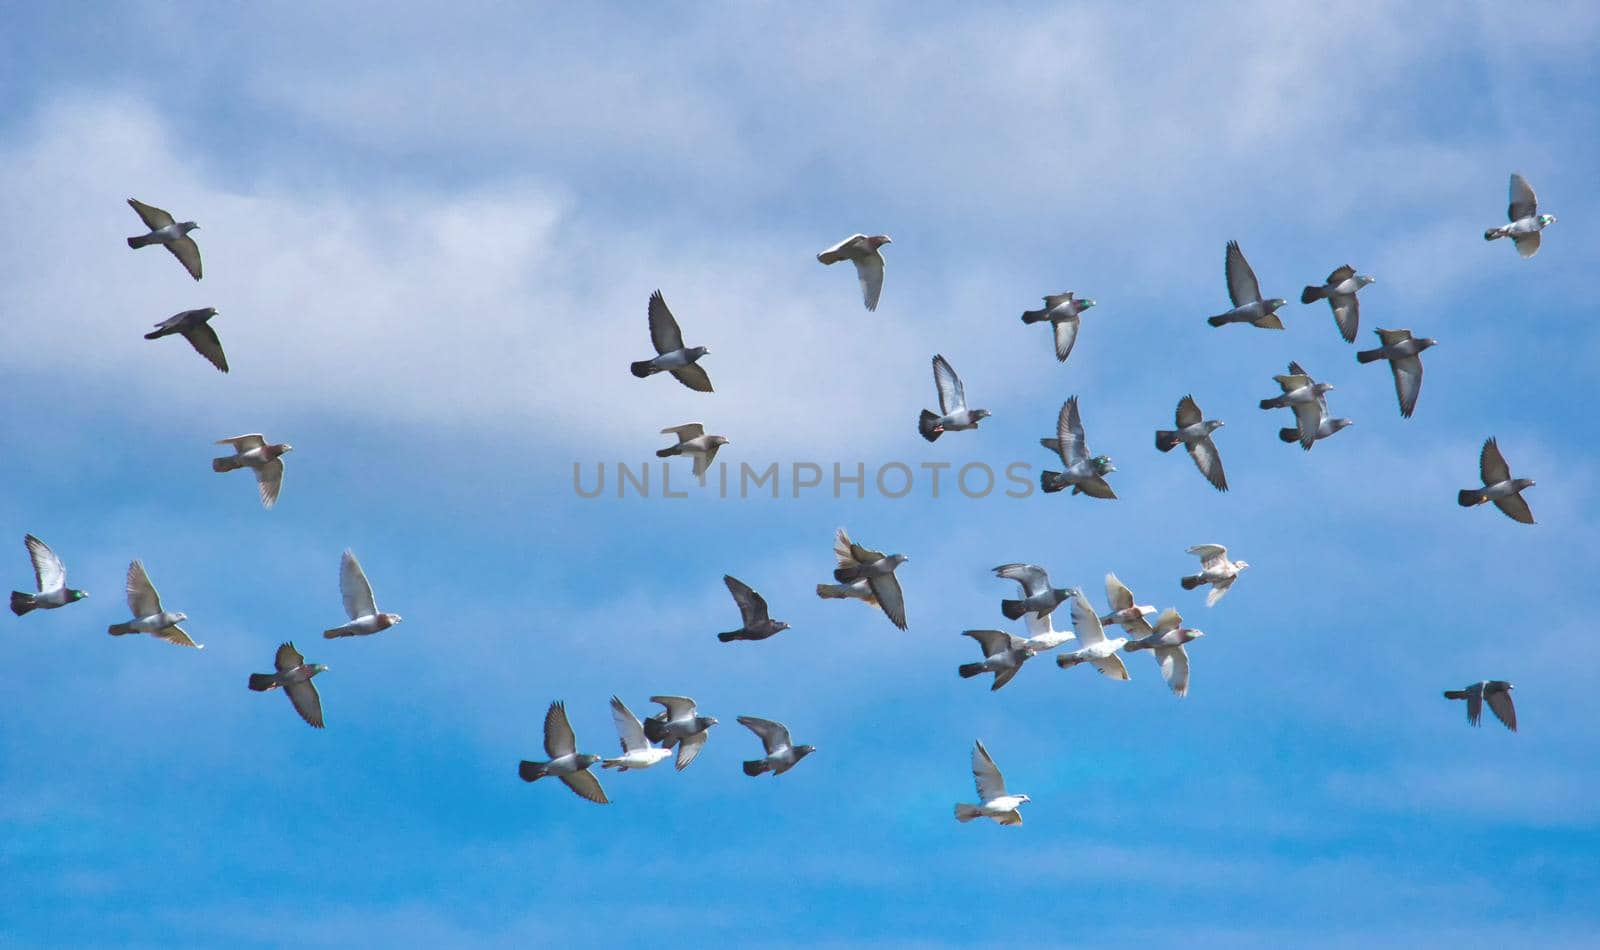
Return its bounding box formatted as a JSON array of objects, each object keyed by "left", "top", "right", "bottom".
[
  {"left": 24, "top": 535, "right": 66, "bottom": 594},
  {"left": 155, "top": 624, "right": 201, "bottom": 649},
  {"left": 1175, "top": 394, "right": 1203, "bottom": 429},
  {"left": 971, "top": 740, "right": 1008, "bottom": 801},
  {"left": 1187, "top": 544, "right": 1228, "bottom": 568},
  {"left": 274, "top": 641, "right": 305, "bottom": 673},
  {"left": 609, "top": 696, "right": 649, "bottom": 752},
  {"left": 651, "top": 695, "right": 698, "bottom": 721},
  {"left": 868, "top": 571, "right": 908, "bottom": 630},
  {"left": 832, "top": 528, "right": 858, "bottom": 569},
  {"left": 1052, "top": 315, "right": 1080, "bottom": 363},
  {"left": 669, "top": 363, "right": 714, "bottom": 393},
  {"left": 340, "top": 549, "right": 378, "bottom": 620},
  {"left": 544, "top": 701, "right": 578, "bottom": 758},
  {"left": 1205, "top": 579, "right": 1233, "bottom": 607},
  {"left": 854, "top": 254, "right": 885, "bottom": 312},
  {"left": 1508, "top": 173, "right": 1538, "bottom": 222},
  {"left": 1104, "top": 573, "right": 1134, "bottom": 612},
  {"left": 285, "top": 679, "right": 325, "bottom": 728},
  {"left": 216, "top": 434, "right": 266, "bottom": 451},
  {"left": 1493, "top": 493, "right": 1536, "bottom": 525},
  {"left": 1287, "top": 360, "right": 1311, "bottom": 377},
  {"left": 127, "top": 198, "right": 175, "bottom": 230},
  {"left": 661, "top": 423, "right": 705, "bottom": 443},
  {"left": 964, "top": 629, "right": 1012, "bottom": 659},
  {"left": 724, "top": 574, "right": 768, "bottom": 626},
  {"left": 993, "top": 563, "right": 1048, "bottom": 596},
  {"left": 931, "top": 354, "right": 965, "bottom": 414},
  {"left": 1291, "top": 400, "right": 1323, "bottom": 450},
  {"left": 257, "top": 458, "right": 285, "bottom": 509},
  {"left": 1330, "top": 295, "right": 1359, "bottom": 343},
  {"left": 737, "top": 715, "right": 791, "bottom": 755},
  {"left": 1023, "top": 610, "right": 1073, "bottom": 644},
  {"left": 816, "top": 234, "right": 866, "bottom": 263},
  {"left": 1479, "top": 438, "right": 1511, "bottom": 485},
  {"left": 1068, "top": 590, "right": 1107, "bottom": 646},
  {"left": 166, "top": 236, "right": 202, "bottom": 280},
  {"left": 125, "top": 560, "right": 162, "bottom": 617},
  {"left": 675, "top": 730, "right": 708, "bottom": 770},
  {"left": 693, "top": 442, "right": 721, "bottom": 479},
  {"left": 1511, "top": 231, "right": 1541, "bottom": 258},
  {"left": 1486, "top": 688, "right": 1517, "bottom": 732},
  {"left": 1224, "top": 240, "right": 1262, "bottom": 306},
  {"left": 1155, "top": 646, "right": 1190, "bottom": 697},
  {"left": 1327, "top": 265, "right": 1356, "bottom": 283},
  {"left": 1466, "top": 685, "right": 1484, "bottom": 726},
  {"left": 1375, "top": 328, "right": 1412, "bottom": 347},
  {"left": 1390, "top": 355, "right": 1423, "bottom": 419},
  {"left": 1188, "top": 436, "right": 1228, "bottom": 491},
  {"left": 560, "top": 770, "right": 609, "bottom": 804},
  {"left": 180, "top": 322, "right": 228, "bottom": 372},
  {"left": 1091, "top": 652, "right": 1131, "bottom": 680},
  {"left": 1057, "top": 397, "right": 1087, "bottom": 466},
  {"left": 646, "top": 290, "right": 684, "bottom": 353},
  {"left": 1154, "top": 608, "right": 1183, "bottom": 636},
  {"left": 991, "top": 665, "right": 1022, "bottom": 691}
]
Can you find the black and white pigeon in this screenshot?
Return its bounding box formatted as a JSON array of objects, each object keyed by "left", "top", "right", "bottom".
[
  {"left": 954, "top": 740, "right": 1029, "bottom": 826},
  {"left": 1443, "top": 681, "right": 1517, "bottom": 732},
  {"left": 717, "top": 575, "right": 791, "bottom": 642},
  {"left": 1155, "top": 395, "right": 1227, "bottom": 492},
  {"left": 518, "top": 701, "right": 608, "bottom": 803},
  {"left": 10, "top": 534, "right": 88, "bottom": 616},
  {"left": 248, "top": 642, "right": 328, "bottom": 729},
  {"left": 144, "top": 308, "right": 227, "bottom": 372},
  {"left": 107, "top": 560, "right": 200, "bottom": 648},
  {"left": 641, "top": 696, "right": 719, "bottom": 771},
  {"left": 1458, "top": 438, "right": 1535, "bottom": 525},
  {"left": 958, "top": 629, "right": 1036, "bottom": 691},
  {"left": 1040, "top": 396, "right": 1116, "bottom": 499},
  {"left": 126, "top": 198, "right": 201, "bottom": 280},
  {"left": 992, "top": 563, "right": 1070, "bottom": 621},
  {"left": 600, "top": 696, "right": 672, "bottom": 772},
  {"left": 1122, "top": 607, "right": 1204, "bottom": 697},
  {"left": 630, "top": 290, "right": 712, "bottom": 391},
  {"left": 919, "top": 354, "right": 990, "bottom": 442},
  {"left": 827, "top": 528, "right": 909, "bottom": 630},
  {"left": 1484, "top": 174, "right": 1556, "bottom": 258},
  {"left": 1099, "top": 573, "right": 1156, "bottom": 633},
  {"left": 1021, "top": 292, "right": 1096, "bottom": 362},
  {"left": 656, "top": 424, "right": 728, "bottom": 480},
  {"left": 1301, "top": 267, "right": 1374, "bottom": 343},
  {"left": 1356, "top": 328, "right": 1436, "bottom": 418},
  {"left": 1208, "top": 241, "right": 1286, "bottom": 329},
  {"left": 817, "top": 233, "right": 892, "bottom": 311},
  {"left": 737, "top": 716, "right": 816, "bottom": 776}
]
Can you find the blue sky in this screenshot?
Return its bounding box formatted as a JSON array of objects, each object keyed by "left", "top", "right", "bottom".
[{"left": 2, "top": 2, "right": 1599, "bottom": 946}]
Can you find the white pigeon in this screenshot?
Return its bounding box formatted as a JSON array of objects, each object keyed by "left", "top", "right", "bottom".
[
  {"left": 1484, "top": 173, "right": 1556, "bottom": 258},
  {"left": 1098, "top": 573, "right": 1156, "bottom": 634},
  {"left": 817, "top": 233, "right": 892, "bottom": 311},
  {"left": 323, "top": 549, "right": 403, "bottom": 638},
  {"left": 1054, "top": 590, "right": 1130, "bottom": 680},
  {"left": 1020, "top": 608, "right": 1076, "bottom": 653},
  {"left": 107, "top": 560, "right": 200, "bottom": 648},
  {"left": 1122, "top": 607, "right": 1205, "bottom": 697},
  {"left": 954, "top": 740, "right": 1029, "bottom": 826},
  {"left": 656, "top": 423, "right": 729, "bottom": 480},
  {"left": 1180, "top": 544, "right": 1248, "bottom": 606},
  {"left": 601, "top": 696, "right": 673, "bottom": 772}
]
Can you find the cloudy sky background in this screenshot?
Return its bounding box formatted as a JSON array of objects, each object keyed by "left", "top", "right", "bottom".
[{"left": 2, "top": 2, "right": 1598, "bottom": 945}]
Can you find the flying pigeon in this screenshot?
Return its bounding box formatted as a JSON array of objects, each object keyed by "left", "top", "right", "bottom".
[
  {"left": 1301, "top": 266, "right": 1374, "bottom": 343},
  {"left": 107, "top": 560, "right": 200, "bottom": 648},
  {"left": 656, "top": 423, "right": 728, "bottom": 480},
  {"left": 1356, "top": 328, "right": 1436, "bottom": 418},
  {"left": 1208, "top": 241, "right": 1286, "bottom": 329},
  {"left": 630, "top": 290, "right": 713, "bottom": 392},
  {"left": 1040, "top": 396, "right": 1116, "bottom": 499},
  {"left": 1261, "top": 361, "right": 1348, "bottom": 450},
  {"left": 717, "top": 574, "right": 790, "bottom": 642},
  {"left": 323, "top": 549, "right": 403, "bottom": 638},
  {"left": 1443, "top": 681, "right": 1517, "bottom": 731},
  {"left": 601, "top": 695, "right": 673, "bottom": 772},
  {"left": 1020, "top": 292, "right": 1096, "bottom": 362},
  {"left": 1122, "top": 607, "right": 1204, "bottom": 697},
  {"left": 1019, "top": 609, "right": 1076, "bottom": 652},
  {"left": 212, "top": 434, "right": 293, "bottom": 509},
  {"left": 518, "top": 701, "right": 608, "bottom": 802},
  {"left": 248, "top": 642, "right": 328, "bottom": 729},
  {"left": 958, "top": 629, "right": 1036, "bottom": 691},
  {"left": 641, "top": 696, "right": 719, "bottom": 771},
  {"left": 10, "top": 534, "right": 88, "bottom": 616},
  {"left": 954, "top": 740, "right": 1029, "bottom": 826},
  {"left": 737, "top": 716, "right": 816, "bottom": 776},
  {"left": 1458, "top": 437, "right": 1535, "bottom": 525},
  {"left": 919, "top": 354, "right": 990, "bottom": 442},
  {"left": 126, "top": 198, "right": 201, "bottom": 280},
  {"left": 1180, "top": 544, "right": 1248, "bottom": 607},
  {"left": 1484, "top": 174, "right": 1555, "bottom": 258},
  {"left": 1053, "top": 590, "right": 1131, "bottom": 680},
  {"left": 1099, "top": 573, "right": 1156, "bottom": 633},
  {"left": 1277, "top": 405, "right": 1353, "bottom": 449},
  {"left": 817, "top": 233, "right": 892, "bottom": 311},
  {"left": 1155, "top": 395, "right": 1227, "bottom": 491},
  {"left": 826, "top": 528, "right": 909, "bottom": 630},
  {"left": 993, "top": 563, "right": 1070, "bottom": 621},
  {"left": 144, "top": 308, "right": 227, "bottom": 372}
]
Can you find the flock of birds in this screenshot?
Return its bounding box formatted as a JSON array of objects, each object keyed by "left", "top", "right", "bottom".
[{"left": 9, "top": 176, "right": 1551, "bottom": 817}]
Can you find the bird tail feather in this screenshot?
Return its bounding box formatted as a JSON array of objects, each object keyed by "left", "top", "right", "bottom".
[
  {"left": 1483, "top": 228, "right": 1503, "bottom": 241},
  {"left": 323, "top": 626, "right": 354, "bottom": 639},
  {"left": 1300, "top": 285, "right": 1326, "bottom": 304},
  {"left": 815, "top": 583, "right": 849, "bottom": 599},
  {"left": 1260, "top": 396, "right": 1287, "bottom": 410},
  {"left": 1458, "top": 489, "right": 1486, "bottom": 507},
  {"left": 1020, "top": 309, "right": 1048, "bottom": 324},
  {"left": 1278, "top": 427, "right": 1302, "bottom": 444},
  {"left": 9, "top": 591, "right": 36, "bottom": 616},
  {"left": 629, "top": 360, "right": 655, "bottom": 378},
  {"left": 1443, "top": 690, "right": 1469, "bottom": 700},
  {"left": 717, "top": 629, "right": 745, "bottom": 643},
  {"left": 1155, "top": 430, "right": 1180, "bottom": 452},
  {"left": 999, "top": 599, "right": 1027, "bottom": 621},
  {"left": 1040, "top": 470, "right": 1068, "bottom": 493},
  {"left": 743, "top": 759, "right": 770, "bottom": 777},
  {"left": 517, "top": 760, "right": 547, "bottom": 782},
  {"left": 958, "top": 662, "right": 987, "bottom": 679},
  {"left": 655, "top": 446, "right": 680, "bottom": 458},
  {"left": 127, "top": 234, "right": 156, "bottom": 249},
  {"left": 1180, "top": 575, "right": 1203, "bottom": 591},
  {"left": 1206, "top": 314, "right": 1230, "bottom": 327},
  {"left": 247, "top": 673, "right": 277, "bottom": 692},
  {"left": 212, "top": 456, "right": 241, "bottom": 473},
  {"left": 642, "top": 718, "right": 667, "bottom": 744},
  {"left": 1355, "top": 348, "right": 1384, "bottom": 364},
  {"left": 918, "top": 410, "right": 943, "bottom": 442},
  {"left": 107, "top": 623, "right": 135, "bottom": 636},
  {"left": 954, "top": 804, "right": 982, "bottom": 822}
]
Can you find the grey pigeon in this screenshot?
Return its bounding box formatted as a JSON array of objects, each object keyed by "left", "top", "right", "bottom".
[
  {"left": 126, "top": 198, "right": 201, "bottom": 280},
  {"left": 718, "top": 575, "right": 790, "bottom": 642},
  {"left": 1122, "top": 607, "right": 1204, "bottom": 697},
  {"left": 145, "top": 308, "right": 227, "bottom": 372},
  {"left": 641, "top": 696, "right": 719, "bottom": 771},
  {"left": 919, "top": 354, "right": 990, "bottom": 442},
  {"left": 817, "top": 233, "right": 892, "bottom": 311},
  {"left": 630, "top": 291, "right": 712, "bottom": 392},
  {"left": 1099, "top": 573, "right": 1156, "bottom": 633},
  {"left": 816, "top": 531, "right": 880, "bottom": 607},
  {"left": 323, "top": 549, "right": 403, "bottom": 638},
  {"left": 1301, "top": 266, "right": 1374, "bottom": 343},
  {"left": 1180, "top": 544, "right": 1248, "bottom": 607},
  {"left": 1484, "top": 174, "right": 1555, "bottom": 258},
  {"left": 213, "top": 434, "right": 293, "bottom": 508},
  {"left": 10, "top": 534, "right": 87, "bottom": 616},
  {"left": 1208, "top": 241, "right": 1286, "bottom": 329},
  {"left": 958, "top": 629, "right": 1036, "bottom": 691},
  {"left": 738, "top": 716, "right": 815, "bottom": 776},
  {"left": 1040, "top": 396, "right": 1116, "bottom": 499},
  {"left": 1357, "top": 328, "right": 1436, "bottom": 419},
  {"left": 1021, "top": 292, "right": 1096, "bottom": 362},
  {"left": 107, "top": 560, "right": 200, "bottom": 648},
  {"left": 518, "top": 701, "right": 608, "bottom": 802},
  {"left": 954, "top": 740, "right": 1029, "bottom": 826},
  {"left": 1277, "top": 406, "right": 1354, "bottom": 449},
  {"left": 1443, "top": 681, "right": 1516, "bottom": 731},
  {"left": 1261, "top": 361, "right": 1348, "bottom": 450},
  {"left": 1458, "top": 437, "right": 1535, "bottom": 525},
  {"left": 827, "top": 528, "right": 909, "bottom": 630},
  {"left": 656, "top": 423, "right": 728, "bottom": 480},
  {"left": 248, "top": 642, "right": 328, "bottom": 729},
  {"left": 1155, "top": 394, "right": 1227, "bottom": 492},
  {"left": 993, "top": 563, "right": 1070, "bottom": 622}
]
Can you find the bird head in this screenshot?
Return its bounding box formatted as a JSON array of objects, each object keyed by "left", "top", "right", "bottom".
[
  {"left": 887, "top": 554, "right": 910, "bottom": 568},
  {"left": 699, "top": 716, "right": 720, "bottom": 729},
  {"left": 1315, "top": 382, "right": 1335, "bottom": 394},
  {"left": 1330, "top": 419, "right": 1354, "bottom": 434},
  {"left": 871, "top": 235, "right": 893, "bottom": 248},
  {"left": 70, "top": 589, "right": 89, "bottom": 601},
  {"left": 1016, "top": 794, "right": 1032, "bottom": 804},
  {"left": 1235, "top": 561, "right": 1250, "bottom": 572},
  {"left": 181, "top": 222, "right": 200, "bottom": 232},
  {"left": 1183, "top": 628, "right": 1206, "bottom": 643},
  {"left": 577, "top": 754, "right": 602, "bottom": 769},
  {"left": 312, "top": 663, "right": 330, "bottom": 674},
  {"left": 1357, "top": 275, "right": 1376, "bottom": 288},
  {"left": 972, "top": 409, "right": 992, "bottom": 422},
  {"left": 1079, "top": 298, "right": 1097, "bottom": 310},
  {"left": 384, "top": 613, "right": 405, "bottom": 625},
  {"left": 773, "top": 621, "right": 792, "bottom": 633},
  {"left": 794, "top": 745, "right": 817, "bottom": 760},
  {"left": 172, "top": 612, "right": 190, "bottom": 623},
  {"left": 1267, "top": 298, "right": 1288, "bottom": 310},
  {"left": 1091, "top": 456, "right": 1115, "bottom": 474},
  {"left": 691, "top": 346, "right": 710, "bottom": 358},
  {"left": 277, "top": 443, "right": 295, "bottom": 454},
  {"left": 711, "top": 435, "right": 730, "bottom": 446},
  {"left": 1205, "top": 420, "right": 1225, "bottom": 433},
  {"left": 1539, "top": 214, "right": 1557, "bottom": 226},
  {"left": 1418, "top": 338, "right": 1439, "bottom": 351}
]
